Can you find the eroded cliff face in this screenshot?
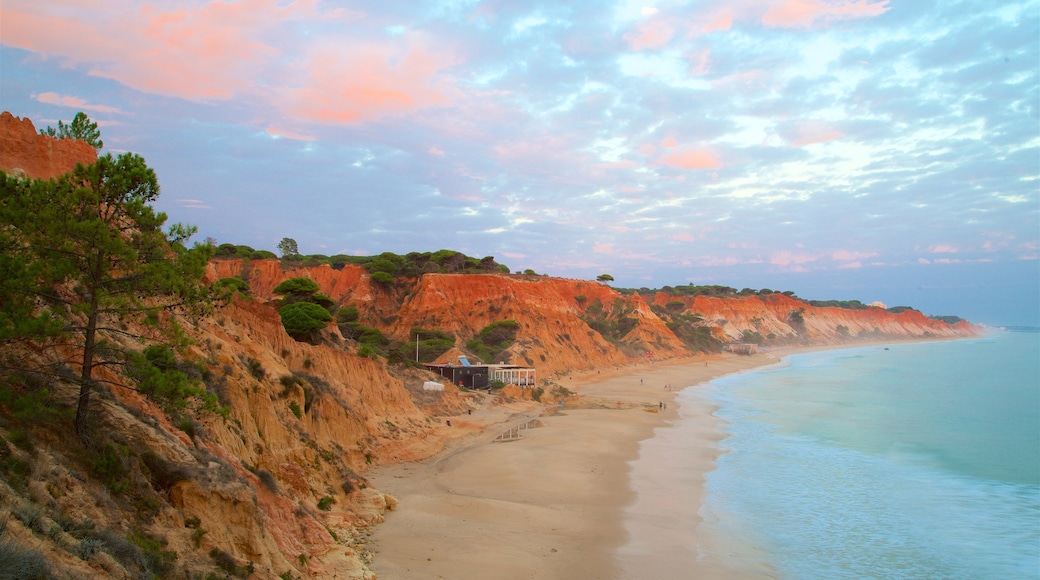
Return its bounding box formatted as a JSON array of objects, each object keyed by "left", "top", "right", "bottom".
[
  {"left": 649, "top": 293, "right": 978, "bottom": 343},
  {"left": 0, "top": 111, "right": 97, "bottom": 179},
  {"left": 207, "top": 259, "right": 981, "bottom": 378}
]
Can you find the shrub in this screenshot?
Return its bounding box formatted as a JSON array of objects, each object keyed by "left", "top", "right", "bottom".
[
  {"left": 288, "top": 402, "right": 302, "bottom": 419},
  {"left": 370, "top": 271, "right": 393, "bottom": 285},
  {"left": 256, "top": 469, "right": 279, "bottom": 492},
  {"left": 128, "top": 528, "right": 177, "bottom": 577},
  {"left": 213, "top": 277, "right": 250, "bottom": 296},
  {"left": 129, "top": 345, "right": 208, "bottom": 412},
  {"left": 317, "top": 496, "right": 336, "bottom": 511},
  {"left": 336, "top": 306, "right": 359, "bottom": 323},
  {"left": 0, "top": 539, "right": 51, "bottom": 579},
  {"left": 273, "top": 277, "right": 320, "bottom": 296},
  {"left": 280, "top": 302, "right": 333, "bottom": 339},
  {"left": 92, "top": 444, "right": 130, "bottom": 494}
]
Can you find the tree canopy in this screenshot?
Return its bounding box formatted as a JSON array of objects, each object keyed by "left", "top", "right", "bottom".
[
  {"left": 273, "top": 277, "right": 320, "bottom": 296},
  {"left": 39, "top": 111, "right": 104, "bottom": 150},
  {"left": 279, "top": 302, "right": 333, "bottom": 339},
  {"left": 0, "top": 152, "right": 212, "bottom": 439},
  {"left": 277, "top": 237, "right": 299, "bottom": 260}
]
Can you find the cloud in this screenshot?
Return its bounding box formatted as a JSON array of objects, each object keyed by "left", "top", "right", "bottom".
[
  {"left": 175, "top": 199, "right": 212, "bottom": 209},
  {"left": 658, "top": 148, "right": 722, "bottom": 170},
  {"left": 623, "top": 16, "right": 676, "bottom": 51},
  {"left": 279, "top": 35, "right": 460, "bottom": 124},
  {"left": 784, "top": 120, "right": 845, "bottom": 147},
  {"left": 33, "top": 92, "right": 122, "bottom": 113},
  {"left": 762, "top": 0, "right": 890, "bottom": 29},
  {"left": 265, "top": 127, "right": 315, "bottom": 141},
  {"left": 929, "top": 244, "right": 959, "bottom": 253}
]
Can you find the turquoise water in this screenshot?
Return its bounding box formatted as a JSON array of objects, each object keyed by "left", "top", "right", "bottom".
[{"left": 699, "top": 332, "right": 1040, "bottom": 579}]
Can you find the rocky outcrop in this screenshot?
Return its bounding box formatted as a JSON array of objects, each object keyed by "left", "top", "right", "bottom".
[{"left": 0, "top": 111, "right": 97, "bottom": 179}]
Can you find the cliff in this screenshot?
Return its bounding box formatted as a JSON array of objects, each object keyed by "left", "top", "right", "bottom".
[
  {"left": 0, "top": 111, "right": 97, "bottom": 179},
  {"left": 0, "top": 251, "right": 981, "bottom": 578},
  {"left": 206, "top": 259, "right": 980, "bottom": 378}
]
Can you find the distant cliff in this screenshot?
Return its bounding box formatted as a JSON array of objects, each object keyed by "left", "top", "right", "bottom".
[
  {"left": 206, "top": 259, "right": 981, "bottom": 379},
  {"left": 0, "top": 111, "right": 97, "bottom": 179}
]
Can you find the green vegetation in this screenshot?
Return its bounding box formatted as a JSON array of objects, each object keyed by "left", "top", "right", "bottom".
[
  {"left": 273, "top": 277, "right": 320, "bottom": 297},
  {"left": 466, "top": 320, "right": 519, "bottom": 363},
  {"left": 810, "top": 299, "right": 870, "bottom": 309},
  {"left": 581, "top": 298, "right": 638, "bottom": 343},
  {"left": 129, "top": 345, "right": 227, "bottom": 416},
  {"left": 212, "top": 276, "right": 251, "bottom": 299},
  {"left": 411, "top": 328, "right": 455, "bottom": 363},
  {"left": 39, "top": 111, "right": 103, "bottom": 150},
  {"left": 213, "top": 243, "right": 276, "bottom": 259},
  {"left": 317, "top": 496, "right": 336, "bottom": 511},
  {"left": 280, "top": 302, "right": 334, "bottom": 340},
  {"left": 0, "top": 149, "right": 213, "bottom": 439},
  {"left": 277, "top": 237, "right": 300, "bottom": 260}
]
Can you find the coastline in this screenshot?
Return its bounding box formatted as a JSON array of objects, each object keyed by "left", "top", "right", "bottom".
[{"left": 366, "top": 351, "right": 784, "bottom": 579}]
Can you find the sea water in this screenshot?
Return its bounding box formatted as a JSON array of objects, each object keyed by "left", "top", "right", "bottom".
[{"left": 698, "top": 332, "right": 1040, "bottom": 579}]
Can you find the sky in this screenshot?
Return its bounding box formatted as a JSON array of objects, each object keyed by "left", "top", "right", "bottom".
[{"left": 1, "top": 0, "right": 1038, "bottom": 326}]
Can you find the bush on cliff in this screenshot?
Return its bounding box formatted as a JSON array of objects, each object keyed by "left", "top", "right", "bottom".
[
  {"left": 280, "top": 302, "right": 333, "bottom": 341},
  {"left": 466, "top": 320, "right": 519, "bottom": 363}
]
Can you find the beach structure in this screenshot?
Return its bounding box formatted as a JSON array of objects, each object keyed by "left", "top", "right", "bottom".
[
  {"left": 724, "top": 342, "right": 758, "bottom": 355},
  {"left": 423, "top": 357, "right": 536, "bottom": 389}
]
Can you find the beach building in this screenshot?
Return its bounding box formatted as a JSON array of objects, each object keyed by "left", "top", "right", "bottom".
[
  {"left": 423, "top": 356, "right": 536, "bottom": 389},
  {"left": 724, "top": 342, "right": 758, "bottom": 355}
]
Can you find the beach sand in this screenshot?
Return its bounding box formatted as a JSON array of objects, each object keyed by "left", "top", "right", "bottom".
[{"left": 367, "top": 352, "right": 783, "bottom": 579}]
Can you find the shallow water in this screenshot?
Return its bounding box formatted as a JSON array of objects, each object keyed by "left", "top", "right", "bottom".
[{"left": 700, "top": 333, "right": 1040, "bottom": 579}]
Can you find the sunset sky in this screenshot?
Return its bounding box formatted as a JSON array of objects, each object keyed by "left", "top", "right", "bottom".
[{"left": 2, "top": 0, "right": 1037, "bottom": 325}]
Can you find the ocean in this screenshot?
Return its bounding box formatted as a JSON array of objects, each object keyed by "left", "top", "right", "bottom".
[{"left": 692, "top": 332, "right": 1040, "bottom": 579}]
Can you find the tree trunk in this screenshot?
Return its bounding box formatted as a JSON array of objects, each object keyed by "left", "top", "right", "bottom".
[{"left": 74, "top": 296, "right": 98, "bottom": 441}]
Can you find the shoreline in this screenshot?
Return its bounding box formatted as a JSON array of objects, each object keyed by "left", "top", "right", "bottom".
[
  {"left": 365, "top": 339, "right": 963, "bottom": 578},
  {"left": 366, "top": 351, "right": 782, "bottom": 578}
]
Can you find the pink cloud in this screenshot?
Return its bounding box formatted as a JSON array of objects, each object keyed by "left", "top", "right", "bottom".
[
  {"left": 34, "top": 91, "right": 122, "bottom": 113},
  {"left": 658, "top": 148, "right": 722, "bottom": 170},
  {"left": 427, "top": 146, "right": 446, "bottom": 156},
  {"left": 280, "top": 36, "right": 460, "bottom": 124},
  {"left": 700, "top": 10, "right": 734, "bottom": 34},
  {"left": 593, "top": 242, "right": 613, "bottom": 254},
  {"left": 929, "top": 244, "right": 959, "bottom": 253},
  {"left": 762, "top": 0, "right": 890, "bottom": 28},
  {"left": 688, "top": 49, "right": 712, "bottom": 76},
  {"left": 788, "top": 120, "right": 844, "bottom": 147},
  {"left": 264, "top": 127, "right": 315, "bottom": 141},
  {"left": 838, "top": 261, "right": 863, "bottom": 269},
  {"left": 770, "top": 251, "right": 818, "bottom": 266},
  {"left": 1, "top": 0, "right": 301, "bottom": 100},
  {"left": 624, "top": 17, "right": 676, "bottom": 51},
  {"left": 660, "top": 137, "right": 680, "bottom": 148},
  {"left": 4, "top": 1, "right": 454, "bottom": 126}
]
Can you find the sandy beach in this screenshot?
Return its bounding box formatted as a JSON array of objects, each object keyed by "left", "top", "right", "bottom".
[{"left": 366, "top": 351, "right": 787, "bottom": 579}]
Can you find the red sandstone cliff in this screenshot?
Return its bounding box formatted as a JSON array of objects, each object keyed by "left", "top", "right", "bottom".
[
  {"left": 206, "top": 259, "right": 982, "bottom": 379},
  {"left": 0, "top": 111, "right": 98, "bottom": 179}
]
